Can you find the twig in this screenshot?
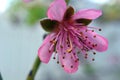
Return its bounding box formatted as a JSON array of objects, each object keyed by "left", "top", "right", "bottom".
[{"left": 26, "top": 56, "right": 41, "bottom": 80}]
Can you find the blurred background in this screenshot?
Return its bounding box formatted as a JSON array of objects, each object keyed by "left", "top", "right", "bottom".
[{"left": 0, "top": 0, "right": 120, "bottom": 80}]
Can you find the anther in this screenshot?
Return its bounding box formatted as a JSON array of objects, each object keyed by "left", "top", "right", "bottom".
[
  {"left": 88, "top": 42, "right": 91, "bottom": 44},
  {"left": 75, "top": 60, "right": 77, "bottom": 62},
  {"left": 62, "top": 65, "right": 64, "bottom": 67},
  {"left": 57, "top": 61, "right": 59, "bottom": 64},
  {"left": 68, "top": 45, "right": 70, "bottom": 47},
  {"left": 77, "top": 58, "right": 79, "bottom": 61},
  {"left": 49, "top": 50, "right": 51, "bottom": 53},
  {"left": 50, "top": 40, "right": 56, "bottom": 44},
  {"left": 94, "top": 44, "right": 97, "bottom": 47},
  {"left": 93, "top": 52, "right": 96, "bottom": 55},
  {"left": 64, "top": 52, "right": 66, "bottom": 54},
  {"left": 99, "top": 29, "right": 102, "bottom": 31},
  {"left": 63, "top": 56, "right": 65, "bottom": 59},
  {"left": 90, "top": 47, "right": 93, "bottom": 49},
  {"left": 53, "top": 57, "right": 56, "bottom": 59},
  {"left": 60, "top": 45, "right": 63, "bottom": 48},
  {"left": 85, "top": 56, "right": 88, "bottom": 59},
  {"left": 73, "top": 53, "right": 76, "bottom": 55},
  {"left": 85, "top": 36, "right": 88, "bottom": 38},
  {"left": 80, "top": 32, "right": 83, "bottom": 35},
  {"left": 92, "top": 30, "right": 94, "bottom": 32},
  {"left": 55, "top": 51, "right": 57, "bottom": 53},
  {"left": 67, "top": 49, "right": 72, "bottom": 53},
  {"left": 71, "top": 65, "right": 73, "bottom": 68},
  {"left": 93, "top": 35, "right": 96, "bottom": 38},
  {"left": 92, "top": 44, "right": 95, "bottom": 47},
  {"left": 77, "top": 52, "right": 80, "bottom": 54},
  {"left": 92, "top": 58, "right": 95, "bottom": 61}
]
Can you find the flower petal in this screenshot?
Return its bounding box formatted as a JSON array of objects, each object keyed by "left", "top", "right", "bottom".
[
  {"left": 92, "top": 34, "right": 108, "bottom": 52},
  {"left": 79, "top": 27, "right": 108, "bottom": 52},
  {"left": 47, "top": 0, "right": 67, "bottom": 21},
  {"left": 73, "top": 9, "right": 102, "bottom": 20},
  {"left": 56, "top": 32, "right": 79, "bottom": 73},
  {"left": 38, "top": 33, "right": 56, "bottom": 63},
  {"left": 59, "top": 52, "right": 79, "bottom": 73}
]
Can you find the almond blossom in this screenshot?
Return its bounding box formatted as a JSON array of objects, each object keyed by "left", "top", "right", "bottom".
[{"left": 38, "top": 0, "right": 108, "bottom": 73}]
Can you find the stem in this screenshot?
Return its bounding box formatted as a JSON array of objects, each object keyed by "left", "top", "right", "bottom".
[
  {"left": 26, "top": 56, "right": 41, "bottom": 80},
  {"left": 0, "top": 72, "right": 2, "bottom": 80}
]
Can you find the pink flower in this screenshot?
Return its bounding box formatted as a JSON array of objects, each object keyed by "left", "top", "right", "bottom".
[{"left": 38, "top": 0, "right": 108, "bottom": 73}]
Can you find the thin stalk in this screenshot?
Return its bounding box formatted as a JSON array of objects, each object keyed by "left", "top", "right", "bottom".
[{"left": 26, "top": 56, "right": 41, "bottom": 80}]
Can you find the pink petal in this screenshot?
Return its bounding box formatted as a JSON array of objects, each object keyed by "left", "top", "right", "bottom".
[
  {"left": 79, "top": 27, "right": 108, "bottom": 52},
  {"left": 38, "top": 33, "right": 56, "bottom": 63},
  {"left": 59, "top": 52, "right": 79, "bottom": 73},
  {"left": 47, "top": 0, "right": 67, "bottom": 21},
  {"left": 56, "top": 32, "right": 79, "bottom": 73},
  {"left": 73, "top": 9, "right": 102, "bottom": 20},
  {"left": 92, "top": 34, "right": 108, "bottom": 52}
]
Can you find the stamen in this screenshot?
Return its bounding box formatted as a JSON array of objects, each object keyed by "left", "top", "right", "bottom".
[
  {"left": 85, "top": 56, "right": 88, "bottom": 59},
  {"left": 92, "top": 58, "right": 95, "bottom": 61},
  {"left": 50, "top": 39, "right": 56, "bottom": 44},
  {"left": 55, "top": 51, "right": 57, "bottom": 53},
  {"left": 93, "top": 35, "right": 96, "bottom": 38},
  {"left": 53, "top": 57, "right": 56, "bottom": 59},
  {"left": 71, "top": 65, "right": 73, "bottom": 68},
  {"left": 66, "top": 35, "right": 73, "bottom": 53},
  {"left": 60, "top": 45, "right": 63, "bottom": 48},
  {"left": 75, "top": 60, "right": 78, "bottom": 62},
  {"left": 92, "top": 44, "right": 95, "bottom": 47},
  {"left": 77, "top": 51, "right": 80, "bottom": 54},
  {"left": 99, "top": 29, "right": 102, "bottom": 31},
  {"left": 63, "top": 56, "right": 65, "bottom": 59},
  {"left": 92, "top": 30, "right": 94, "bottom": 32},
  {"left": 88, "top": 42, "right": 91, "bottom": 44},
  {"left": 94, "top": 44, "right": 97, "bottom": 47},
  {"left": 49, "top": 50, "right": 51, "bottom": 53},
  {"left": 62, "top": 65, "right": 64, "bottom": 67},
  {"left": 80, "top": 32, "right": 83, "bottom": 36},
  {"left": 93, "top": 52, "right": 96, "bottom": 55},
  {"left": 88, "top": 27, "right": 102, "bottom": 31},
  {"left": 57, "top": 61, "right": 59, "bottom": 64},
  {"left": 85, "top": 36, "right": 88, "bottom": 38}
]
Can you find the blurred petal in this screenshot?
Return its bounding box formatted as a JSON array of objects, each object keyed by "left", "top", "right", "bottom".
[
  {"left": 38, "top": 33, "right": 55, "bottom": 63},
  {"left": 79, "top": 27, "right": 108, "bottom": 52},
  {"left": 73, "top": 9, "right": 102, "bottom": 20},
  {"left": 47, "top": 0, "right": 67, "bottom": 21}
]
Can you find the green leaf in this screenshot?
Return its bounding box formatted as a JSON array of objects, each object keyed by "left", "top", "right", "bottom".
[
  {"left": 65, "top": 0, "right": 70, "bottom": 5},
  {"left": 75, "top": 19, "right": 92, "bottom": 26},
  {"left": 63, "top": 6, "right": 74, "bottom": 20},
  {"left": 26, "top": 5, "right": 47, "bottom": 25},
  {"left": 40, "top": 19, "right": 59, "bottom": 32}
]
